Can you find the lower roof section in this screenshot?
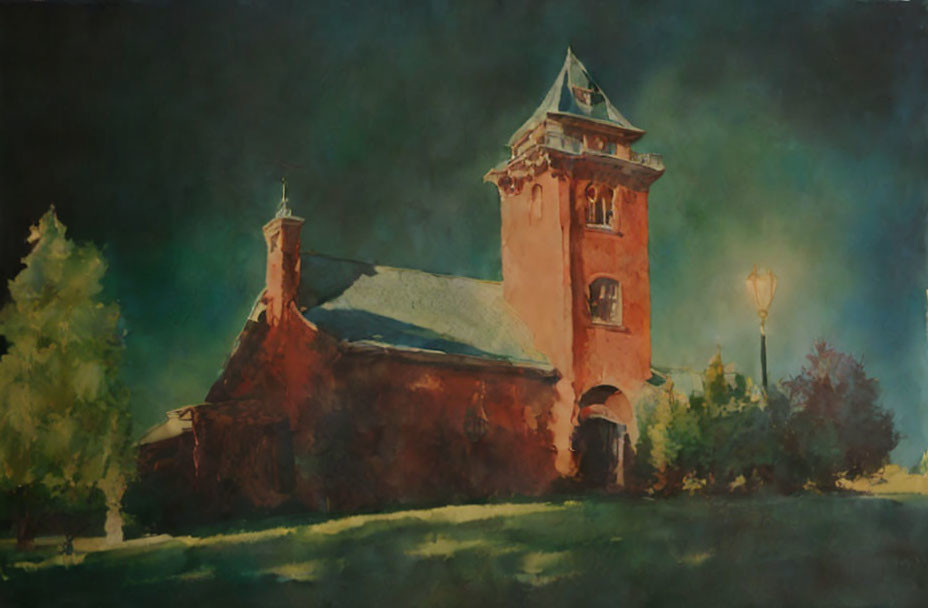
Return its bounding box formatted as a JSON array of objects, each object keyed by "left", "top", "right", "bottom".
[{"left": 299, "top": 254, "right": 552, "bottom": 371}]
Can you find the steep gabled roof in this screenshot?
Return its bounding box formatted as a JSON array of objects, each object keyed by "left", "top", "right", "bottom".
[
  {"left": 298, "top": 254, "right": 552, "bottom": 370},
  {"left": 508, "top": 47, "right": 643, "bottom": 146}
]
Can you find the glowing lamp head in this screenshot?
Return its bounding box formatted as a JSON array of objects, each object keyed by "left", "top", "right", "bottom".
[{"left": 746, "top": 265, "right": 777, "bottom": 321}]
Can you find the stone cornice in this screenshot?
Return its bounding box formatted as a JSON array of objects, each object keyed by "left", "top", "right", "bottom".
[{"left": 484, "top": 145, "right": 665, "bottom": 195}]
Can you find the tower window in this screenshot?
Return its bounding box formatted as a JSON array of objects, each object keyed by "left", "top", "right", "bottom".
[
  {"left": 589, "top": 278, "right": 622, "bottom": 326},
  {"left": 585, "top": 184, "right": 615, "bottom": 230},
  {"left": 530, "top": 184, "right": 543, "bottom": 224}
]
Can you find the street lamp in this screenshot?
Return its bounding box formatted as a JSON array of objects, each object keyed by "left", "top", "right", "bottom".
[{"left": 746, "top": 265, "right": 777, "bottom": 392}]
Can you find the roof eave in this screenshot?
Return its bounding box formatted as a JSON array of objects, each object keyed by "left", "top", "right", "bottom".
[
  {"left": 506, "top": 113, "right": 646, "bottom": 149},
  {"left": 549, "top": 112, "right": 645, "bottom": 140},
  {"left": 339, "top": 339, "right": 559, "bottom": 379}
]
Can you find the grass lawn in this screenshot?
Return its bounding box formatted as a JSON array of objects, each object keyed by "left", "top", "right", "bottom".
[{"left": 3, "top": 494, "right": 928, "bottom": 607}]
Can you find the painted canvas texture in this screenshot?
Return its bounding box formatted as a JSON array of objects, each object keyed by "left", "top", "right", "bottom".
[{"left": 1, "top": 1, "right": 927, "bottom": 607}]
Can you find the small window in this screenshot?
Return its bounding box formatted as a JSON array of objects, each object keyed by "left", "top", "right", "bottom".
[
  {"left": 587, "top": 135, "right": 606, "bottom": 152},
  {"left": 589, "top": 278, "right": 622, "bottom": 326},
  {"left": 572, "top": 85, "right": 593, "bottom": 106},
  {"left": 585, "top": 184, "right": 615, "bottom": 230},
  {"left": 530, "top": 184, "right": 543, "bottom": 224}
]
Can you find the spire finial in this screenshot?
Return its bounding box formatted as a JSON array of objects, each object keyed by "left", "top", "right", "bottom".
[{"left": 275, "top": 177, "right": 292, "bottom": 218}]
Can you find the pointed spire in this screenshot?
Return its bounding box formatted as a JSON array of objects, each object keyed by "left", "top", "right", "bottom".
[
  {"left": 275, "top": 177, "right": 292, "bottom": 219},
  {"left": 507, "top": 48, "right": 643, "bottom": 146}
]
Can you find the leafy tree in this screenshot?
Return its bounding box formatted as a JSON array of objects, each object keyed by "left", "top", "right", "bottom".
[
  {"left": 0, "top": 208, "right": 132, "bottom": 550},
  {"left": 783, "top": 341, "right": 898, "bottom": 489}
]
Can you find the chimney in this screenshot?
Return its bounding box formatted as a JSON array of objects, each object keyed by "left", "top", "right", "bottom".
[{"left": 262, "top": 180, "right": 305, "bottom": 326}]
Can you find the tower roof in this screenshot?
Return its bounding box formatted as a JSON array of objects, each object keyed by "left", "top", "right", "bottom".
[{"left": 508, "top": 47, "right": 644, "bottom": 146}]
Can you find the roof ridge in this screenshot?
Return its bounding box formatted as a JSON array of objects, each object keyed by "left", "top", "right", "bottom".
[{"left": 300, "top": 250, "right": 501, "bottom": 285}]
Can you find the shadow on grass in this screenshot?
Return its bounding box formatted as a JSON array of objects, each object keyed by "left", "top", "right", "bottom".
[{"left": 4, "top": 495, "right": 928, "bottom": 607}]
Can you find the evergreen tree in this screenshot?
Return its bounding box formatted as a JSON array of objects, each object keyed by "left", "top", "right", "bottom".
[
  {"left": 0, "top": 208, "right": 132, "bottom": 550},
  {"left": 913, "top": 449, "right": 928, "bottom": 476}
]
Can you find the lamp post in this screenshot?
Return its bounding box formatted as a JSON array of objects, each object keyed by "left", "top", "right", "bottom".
[{"left": 746, "top": 265, "right": 777, "bottom": 392}]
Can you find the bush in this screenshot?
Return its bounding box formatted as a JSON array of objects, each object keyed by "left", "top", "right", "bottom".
[
  {"left": 633, "top": 379, "right": 699, "bottom": 494},
  {"left": 635, "top": 349, "right": 773, "bottom": 494},
  {"left": 635, "top": 342, "right": 899, "bottom": 496}
]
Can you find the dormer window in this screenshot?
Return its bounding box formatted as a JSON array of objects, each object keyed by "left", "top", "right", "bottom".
[
  {"left": 585, "top": 184, "right": 615, "bottom": 229},
  {"left": 589, "top": 278, "right": 622, "bottom": 326},
  {"left": 572, "top": 85, "right": 594, "bottom": 106}
]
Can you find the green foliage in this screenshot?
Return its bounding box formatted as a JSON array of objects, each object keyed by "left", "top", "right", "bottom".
[
  {"left": 0, "top": 208, "right": 133, "bottom": 542},
  {"left": 634, "top": 349, "right": 771, "bottom": 494},
  {"left": 633, "top": 380, "right": 700, "bottom": 493},
  {"left": 635, "top": 342, "right": 898, "bottom": 496},
  {"left": 783, "top": 341, "right": 899, "bottom": 488},
  {"left": 912, "top": 449, "right": 928, "bottom": 476},
  {"left": 687, "top": 350, "right": 775, "bottom": 492}
]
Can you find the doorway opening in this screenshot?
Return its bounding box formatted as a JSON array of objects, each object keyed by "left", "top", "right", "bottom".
[{"left": 573, "top": 385, "right": 630, "bottom": 487}]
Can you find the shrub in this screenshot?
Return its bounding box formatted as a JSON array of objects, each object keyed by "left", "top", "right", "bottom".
[
  {"left": 635, "top": 349, "right": 772, "bottom": 494},
  {"left": 635, "top": 342, "right": 899, "bottom": 496}
]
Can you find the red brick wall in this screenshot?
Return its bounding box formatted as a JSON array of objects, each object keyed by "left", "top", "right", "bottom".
[
  {"left": 569, "top": 180, "right": 652, "bottom": 399},
  {"left": 500, "top": 172, "right": 574, "bottom": 376},
  {"left": 297, "top": 347, "right": 560, "bottom": 511},
  {"left": 496, "top": 152, "right": 654, "bottom": 448},
  {"left": 182, "top": 304, "right": 560, "bottom": 514}
]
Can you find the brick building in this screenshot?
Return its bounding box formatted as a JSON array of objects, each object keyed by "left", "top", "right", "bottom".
[{"left": 138, "top": 48, "right": 665, "bottom": 517}]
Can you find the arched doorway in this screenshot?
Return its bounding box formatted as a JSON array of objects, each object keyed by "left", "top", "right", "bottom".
[{"left": 573, "top": 386, "right": 632, "bottom": 487}]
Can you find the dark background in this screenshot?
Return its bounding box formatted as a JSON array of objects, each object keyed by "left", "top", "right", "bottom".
[{"left": 1, "top": 0, "right": 926, "bottom": 462}]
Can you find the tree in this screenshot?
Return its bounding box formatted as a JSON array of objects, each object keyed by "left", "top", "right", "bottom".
[
  {"left": 633, "top": 376, "right": 706, "bottom": 495},
  {"left": 635, "top": 349, "right": 775, "bottom": 495},
  {"left": 912, "top": 449, "right": 928, "bottom": 476},
  {"left": 687, "top": 349, "right": 773, "bottom": 493},
  {"left": 783, "top": 341, "right": 898, "bottom": 489},
  {"left": 0, "top": 208, "right": 133, "bottom": 550}
]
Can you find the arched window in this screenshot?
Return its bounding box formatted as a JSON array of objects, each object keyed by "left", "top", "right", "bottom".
[
  {"left": 589, "top": 277, "right": 622, "bottom": 325},
  {"left": 585, "top": 184, "right": 615, "bottom": 229}
]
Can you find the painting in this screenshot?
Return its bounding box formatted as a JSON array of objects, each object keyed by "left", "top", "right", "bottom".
[{"left": 1, "top": 1, "right": 926, "bottom": 606}]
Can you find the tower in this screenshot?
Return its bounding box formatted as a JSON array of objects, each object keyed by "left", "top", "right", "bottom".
[
  {"left": 486, "top": 48, "right": 664, "bottom": 479},
  {"left": 263, "top": 180, "right": 305, "bottom": 326}
]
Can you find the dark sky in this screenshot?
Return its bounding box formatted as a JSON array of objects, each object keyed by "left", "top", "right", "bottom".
[{"left": 2, "top": 0, "right": 926, "bottom": 462}]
